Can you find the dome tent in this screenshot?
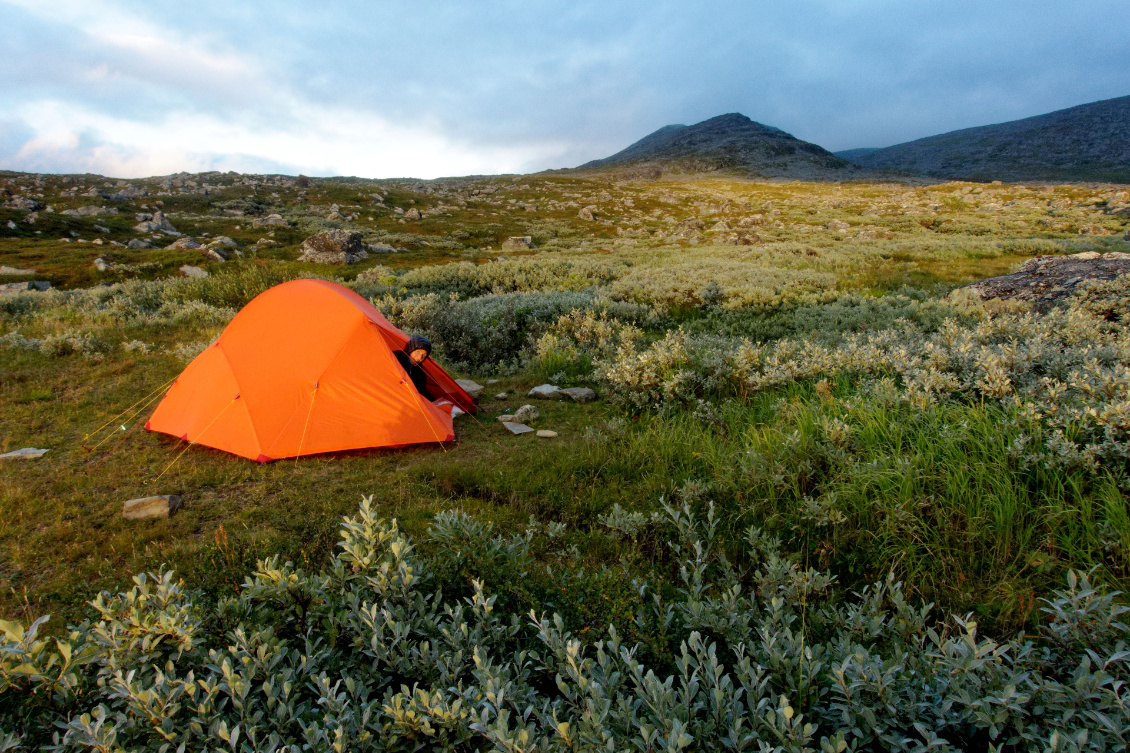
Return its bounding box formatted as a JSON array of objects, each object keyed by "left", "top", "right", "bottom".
[{"left": 146, "top": 279, "right": 475, "bottom": 461}]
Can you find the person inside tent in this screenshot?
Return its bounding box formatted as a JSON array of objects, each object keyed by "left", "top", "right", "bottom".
[
  {"left": 395, "top": 334, "right": 435, "bottom": 399},
  {"left": 394, "top": 334, "right": 467, "bottom": 418}
]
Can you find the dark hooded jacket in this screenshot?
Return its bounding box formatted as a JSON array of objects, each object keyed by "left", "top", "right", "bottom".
[{"left": 395, "top": 335, "right": 433, "bottom": 399}]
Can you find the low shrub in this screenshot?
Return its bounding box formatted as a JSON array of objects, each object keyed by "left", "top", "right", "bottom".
[{"left": 1, "top": 498, "right": 1126, "bottom": 751}]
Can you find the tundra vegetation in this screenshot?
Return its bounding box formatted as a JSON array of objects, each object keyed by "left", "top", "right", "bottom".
[{"left": 2, "top": 169, "right": 1130, "bottom": 749}]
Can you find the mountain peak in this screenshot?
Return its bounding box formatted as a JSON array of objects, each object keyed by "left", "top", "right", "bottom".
[{"left": 578, "top": 113, "right": 856, "bottom": 179}]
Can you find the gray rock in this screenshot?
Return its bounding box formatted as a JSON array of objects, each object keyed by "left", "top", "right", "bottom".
[
  {"left": 123, "top": 494, "right": 183, "bottom": 520},
  {"left": 0, "top": 265, "right": 35, "bottom": 275},
  {"left": 503, "top": 422, "right": 535, "bottom": 435},
  {"left": 210, "top": 235, "right": 238, "bottom": 248},
  {"left": 326, "top": 212, "right": 344, "bottom": 222},
  {"left": 0, "top": 281, "right": 50, "bottom": 294},
  {"left": 960, "top": 255, "right": 1130, "bottom": 312},
  {"left": 64, "top": 205, "right": 118, "bottom": 217},
  {"left": 298, "top": 229, "right": 367, "bottom": 264},
  {"left": 127, "top": 239, "right": 153, "bottom": 249},
  {"left": 536, "top": 430, "right": 558, "bottom": 438},
  {"left": 514, "top": 404, "right": 539, "bottom": 423},
  {"left": 93, "top": 258, "right": 109, "bottom": 271},
  {"left": 7, "top": 197, "right": 41, "bottom": 212},
  {"left": 180, "top": 265, "right": 208, "bottom": 278},
  {"left": 455, "top": 378, "right": 484, "bottom": 398},
  {"left": 501, "top": 236, "right": 533, "bottom": 251},
  {"left": 495, "top": 392, "right": 508, "bottom": 399},
  {"left": 366, "top": 243, "right": 397, "bottom": 254},
  {"left": 0, "top": 447, "right": 49, "bottom": 460},
  {"left": 5, "top": 220, "right": 15, "bottom": 230},
  {"left": 205, "top": 248, "right": 229, "bottom": 262},
  {"left": 498, "top": 413, "right": 518, "bottom": 423},
  {"left": 252, "top": 213, "right": 287, "bottom": 228},
  {"left": 578, "top": 205, "right": 598, "bottom": 221},
  {"left": 528, "top": 384, "right": 561, "bottom": 399},
  {"left": 404, "top": 208, "right": 422, "bottom": 220},
  {"left": 827, "top": 219, "right": 850, "bottom": 232},
  {"left": 164, "top": 237, "right": 202, "bottom": 250},
  {"left": 135, "top": 212, "right": 153, "bottom": 221},
  {"left": 559, "top": 387, "right": 598, "bottom": 403}
]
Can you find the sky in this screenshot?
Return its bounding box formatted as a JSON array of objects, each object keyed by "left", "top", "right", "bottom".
[{"left": 1, "top": 0, "right": 1127, "bottom": 180}]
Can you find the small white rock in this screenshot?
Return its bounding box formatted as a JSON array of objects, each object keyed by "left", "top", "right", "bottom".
[
  {"left": 503, "top": 422, "right": 535, "bottom": 434},
  {"left": 0, "top": 447, "right": 49, "bottom": 460},
  {"left": 495, "top": 392, "right": 508, "bottom": 399},
  {"left": 536, "top": 430, "right": 558, "bottom": 438},
  {"left": 528, "top": 384, "right": 561, "bottom": 399}
]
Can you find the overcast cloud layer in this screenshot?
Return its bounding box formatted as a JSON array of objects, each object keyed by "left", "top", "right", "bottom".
[{"left": 1, "top": 0, "right": 1127, "bottom": 179}]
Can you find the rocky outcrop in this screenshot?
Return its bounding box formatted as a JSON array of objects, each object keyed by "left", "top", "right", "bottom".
[
  {"left": 298, "top": 229, "right": 368, "bottom": 264},
  {"left": 501, "top": 236, "right": 533, "bottom": 251},
  {"left": 960, "top": 252, "right": 1130, "bottom": 311}
]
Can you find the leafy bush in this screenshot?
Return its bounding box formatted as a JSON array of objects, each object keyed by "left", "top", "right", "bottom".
[
  {"left": 379, "top": 290, "right": 652, "bottom": 373},
  {"left": 2, "top": 497, "right": 1127, "bottom": 751}
]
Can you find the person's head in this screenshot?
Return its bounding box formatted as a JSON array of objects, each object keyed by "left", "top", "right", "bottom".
[{"left": 405, "top": 334, "right": 432, "bottom": 364}]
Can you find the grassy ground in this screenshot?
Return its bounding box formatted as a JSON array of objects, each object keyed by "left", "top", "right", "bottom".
[{"left": 2, "top": 170, "right": 1129, "bottom": 635}]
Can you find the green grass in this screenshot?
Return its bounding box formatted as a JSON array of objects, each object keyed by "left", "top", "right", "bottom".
[{"left": 2, "top": 172, "right": 1129, "bottom": 636}]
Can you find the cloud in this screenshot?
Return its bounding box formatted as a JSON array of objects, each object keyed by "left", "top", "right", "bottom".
[{"left": 0, "top": 0, "right": 1127, "bottom": 176}]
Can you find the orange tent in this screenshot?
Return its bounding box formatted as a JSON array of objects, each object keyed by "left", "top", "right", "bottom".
[{"left": 146, "top": 279, "right": 475, "bottom": 461}]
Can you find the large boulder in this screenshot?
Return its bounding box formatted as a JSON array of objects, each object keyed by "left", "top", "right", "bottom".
[
  {"left": 960, "top": 252, "right": 1130, "bottom": 312},
  {"left": 298, "top": 229, "right": 368, "bottom": 264}
]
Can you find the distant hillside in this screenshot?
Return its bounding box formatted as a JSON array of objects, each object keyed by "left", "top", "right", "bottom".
[
  {"left": 847, "top": 95, "right": 1130, "bottom": 183},
  {"left": 834, "top": 147, "right": 880, "bottom": 162},
  {"left": 578, "top": 113, "right": 860, "bottom": 180}
]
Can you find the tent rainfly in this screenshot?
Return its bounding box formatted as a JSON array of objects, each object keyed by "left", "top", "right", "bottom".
[{"left": 146, "top": 279, "right": 475, "bottom": 461}]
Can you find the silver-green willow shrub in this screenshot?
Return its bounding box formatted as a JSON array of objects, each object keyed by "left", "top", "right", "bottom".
[{"left": 2, "top": 497, "right": 1127, "bottom": 752}]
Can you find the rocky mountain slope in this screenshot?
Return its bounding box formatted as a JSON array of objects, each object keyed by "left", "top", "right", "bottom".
[
  {"left": 577, "top": 113, "right": 860, "bottom": 180},
  {"left": 844, "top": 95, "right": 1130, "bottom": 183}
]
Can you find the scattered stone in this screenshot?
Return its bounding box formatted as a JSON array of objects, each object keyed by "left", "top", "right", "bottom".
[
  {"left": 536, "top": 430, "right": 558, "bottom": 438},
  {"left": 123, "top": 494, "right": 184, "bottom": 520},
  {"left": 501, "top": 236, "right": 533, "bottom": 251},
  {"left": 93, "top": 258, "right": 109, "bottom": 271},
  {"left": 164, "top": 237, "right": 203, "bottom": 250},
  {"left": 454, "top": 378, "right": 484, "bottom": 399},
  {"left": 6, "top": 197, "right": 41, "bottom": 212},
  {"left": 503, "top": 422, "right": 535, "bottom": 435},
  {"left": 253, "top": 213, "right": 288, "bottom": 228},
  {"left": 513, "top": 404, "right": 539, "bottom": 423},
  {"left": 133, "top": 210, "right": 177, "bottom": 234},
  {"left": 960, "top": 255, "right": 1130, "bottom": 312},
  {"left": 62, "top": 205, "right": 118, "bottom": 217},
  {"left": 326, "top": 212, "right": 344, "bottom": 222},
  {"left": 205, "top": 248, "right": 229, "bottom": 262},
  {"left": 210, "top": 236, "right": 238, "bottom": 248},
  {"left": 404, "top": 208, "right": 422, "bottom": 220},
  {"left": 558, "top": 387, "right": 598, "bottom": 403},
  {"left": 528, "top": 384, "right": 561, "bottom": 399},
  {"left": 495, "top": 392, "right": 508, "bottom": 399},
  {"left": 0, "top": 447, "right": 49, "bottom": 460},
  {"left": 298, "top": 229, "right": 368, "bottom": 264},
  {"left": 127, "top": 239, "right": 153, "bottom": 249},
  {"left": 827, "top": 219, "right": 850, "bottom": 232},
  {"left": 366, "top": 243, "right": 397, "bottom": 253},
  {"left": 578, "top": 205, "right": 598, "bottom": 221},
  {"left": 0, "top": 281, "right": 50, "bottom": 293},
  {"left": 180, "top": 265, "right": 208, "bottom": 278},
  {"left": 0, "top": 265, "right": 35, "bottom": 275},
  {"left": 498, "top": 413, "right": 518, "bottom": 423},
  {"left": 5, "top": 220, "right": 15, "bottom": 230}
]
